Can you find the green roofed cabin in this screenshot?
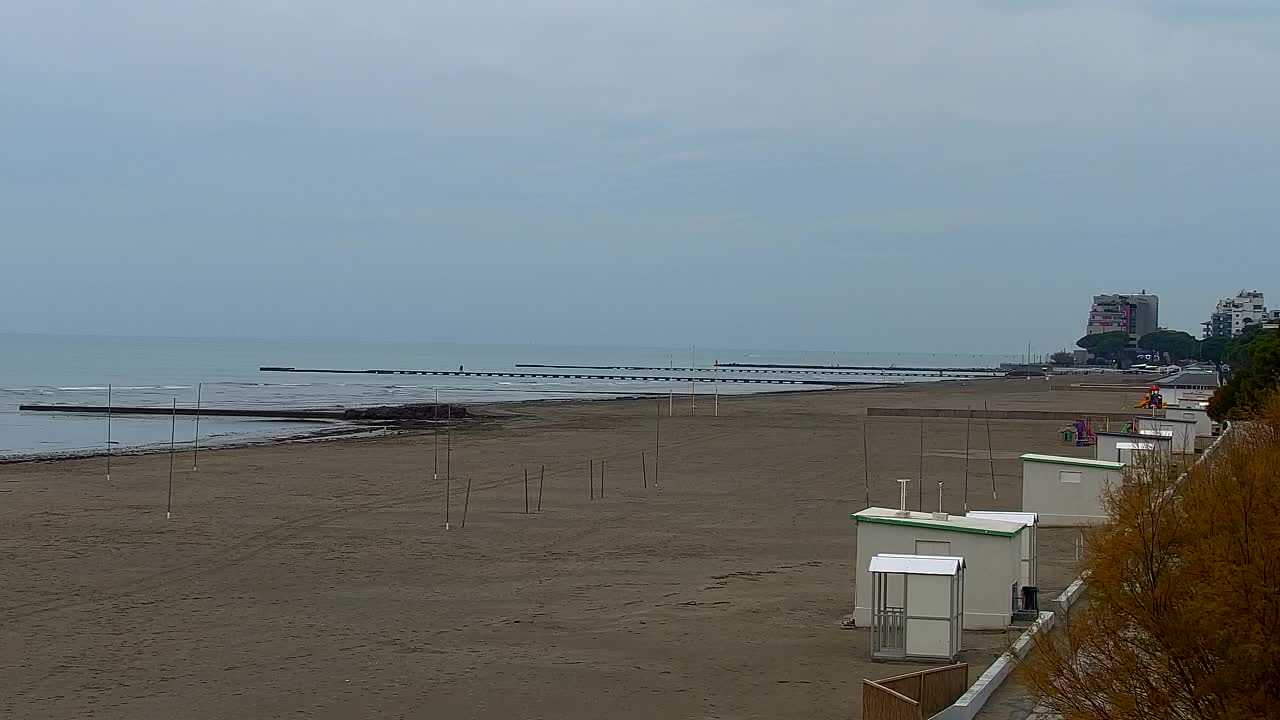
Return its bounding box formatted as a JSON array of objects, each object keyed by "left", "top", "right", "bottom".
[{"left": 851, "top": 507, "right": 1025, "bottom": 630}]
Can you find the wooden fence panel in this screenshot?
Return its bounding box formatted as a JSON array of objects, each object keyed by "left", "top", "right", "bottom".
[
  {"left": 862, "top": 680, "right": 920, "bottom": 720},
  {"left": 863, "top": 664, "right": 968, "bottom": 720},
  {"left": 918, "top": 664, "right": 969, "bottom": 717}
]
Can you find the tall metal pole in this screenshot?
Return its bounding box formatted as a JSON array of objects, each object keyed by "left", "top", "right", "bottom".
[
  {"left": 192, "top": 382, "right": 202, "bottom": 470},
  {"left": 167, "top": 398, "right": 176, "bottom": 520}
]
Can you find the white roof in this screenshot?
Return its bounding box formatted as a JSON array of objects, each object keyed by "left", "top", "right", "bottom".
[
  {"left": 852, "top": 507, "right": 1024, "bottom": 537},
  {"left": 1021, "top": 453, "right": 1126, "bottom": 470},
  {"left": 869, "top": 553, "right": 964, "bottom": 576},
  {"left": 965, "top": 510, "right": 1038, "bottom": 527}
]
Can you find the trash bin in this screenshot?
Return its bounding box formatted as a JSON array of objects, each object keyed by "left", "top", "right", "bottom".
[{"left": 1021, "top": 585, "right": 1039, "bottom": 612}]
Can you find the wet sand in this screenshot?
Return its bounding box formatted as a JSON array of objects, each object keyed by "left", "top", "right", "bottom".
[{"left": 0, "top": 376, "right": 1144, "bottom": 719}]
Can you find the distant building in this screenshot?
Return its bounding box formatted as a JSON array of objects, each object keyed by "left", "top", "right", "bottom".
[
  {"left": 1086, "top": 292, "right": 1159, "bottom": 345},
  {"left": 1156, "top": 369, "right": 1220, "bottom": 406},
  {"left": 1202, "top": 290, "right": 1267, "bottom": 338}
]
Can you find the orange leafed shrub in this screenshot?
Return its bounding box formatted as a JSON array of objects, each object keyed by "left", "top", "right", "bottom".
[{"left": 1020, "top": 397, "right": 1280, "bottom": 720}]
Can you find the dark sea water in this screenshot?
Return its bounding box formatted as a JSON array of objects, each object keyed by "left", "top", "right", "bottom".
[{"left": 0, "top": 334, "right": 1015, "bottom": 458}]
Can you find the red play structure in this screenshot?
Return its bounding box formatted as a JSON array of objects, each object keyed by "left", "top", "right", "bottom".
[{"left": 1135, "top": 385, "right": 1167, "bottom": 409}]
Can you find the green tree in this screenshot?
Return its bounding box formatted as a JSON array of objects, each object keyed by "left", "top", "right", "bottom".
[
  {"left": 1225, "top": 323, "right": 1267, "bottom": 368},
  {"left": 1077, "top": 331, "right": 1129, "bottom": 363},
  {"left": 1137, "top": 330, "right": 1199, "bottom": 363},
  {"left": 1209, "top": 330, "right": 1280, "bottom": 420},
  {"left": 1200, "top": 336, "right": 1231, "bottom": 370},
  {"left": 1050, "top": 351, "right": 1074, "bottom": 365}
]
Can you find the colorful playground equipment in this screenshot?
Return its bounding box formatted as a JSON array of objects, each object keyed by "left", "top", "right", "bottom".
[
  {"left": 1135, "top": 386, "right": 1167, "bottom": 409},
  {"left": 1061, "top": 416, "right": 1098, "bottom": 446}
]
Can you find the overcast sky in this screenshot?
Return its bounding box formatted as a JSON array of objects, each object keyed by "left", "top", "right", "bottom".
[{"left": 2, "top": 1, "right": 1276, "bottom": 354}]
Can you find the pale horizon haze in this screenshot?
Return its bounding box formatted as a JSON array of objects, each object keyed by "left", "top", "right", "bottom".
[{"left": 2, "top": 1, "right": 1277, "bottom": 354}]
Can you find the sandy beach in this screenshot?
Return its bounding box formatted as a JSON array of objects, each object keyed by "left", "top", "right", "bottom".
[{"left": 0, "top": 376, "right": 1146, "bottom": 719}]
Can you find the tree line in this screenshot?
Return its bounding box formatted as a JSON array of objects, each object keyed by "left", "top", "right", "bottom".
[{"left": 1068, "top": 326, "right": 1266, "bottom": 371}]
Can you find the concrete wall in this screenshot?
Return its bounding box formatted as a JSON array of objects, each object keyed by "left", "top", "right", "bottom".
[
  {"left": 1137, "top": 416, "right": 1197, "bottom": 454},
  {"left": 868, "top": 407, "right": 1136, "bottom": 422},
  {"left": 855, "top": 522, "right": 1021, "bottom": 630},
  {"left": 1022, "top": 461, "right": 1124, "bottom": 526}
]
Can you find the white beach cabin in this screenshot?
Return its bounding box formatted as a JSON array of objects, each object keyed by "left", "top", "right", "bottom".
[
  {"left": 868, "top": 553, "right": 964, "bottom": 662},
  {"left": 965, "top": 511, "right": 1038, "bottom": 590},
  {"left": 1167, "top": 405, "right": 1214, "bottom": 438},
  {"left": 1136, "top": 415, "right": 1198, "bottom": 455},
  {"left": 1095, "top": 431, "right": 1171, "bottom": 464},
  {"left": 1021, "top": 454, "right": 1126, "bottom": 527},
  {"left": 852, "top": 507, "right": 1023, "bottom": 630}
]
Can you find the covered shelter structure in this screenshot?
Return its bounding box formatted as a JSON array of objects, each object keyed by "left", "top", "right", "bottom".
[
  {"left": 1021, "top": 453, "right": 1126, "bottom": 526},
  {"left": 868, "top": 554, "right": 965, "bottom": 662},
  {"left": 1137, "top": 415, "right": 1198, "bottom": 454},
  {"left": 852, "top": 507, "right": 1023, "bottom": 630},
  {"left": 1155, "top": 369, "right": 1219, "bottom": 406},
  {"left": 965, "top": 511, "right": 1038, "bottom": 591}
]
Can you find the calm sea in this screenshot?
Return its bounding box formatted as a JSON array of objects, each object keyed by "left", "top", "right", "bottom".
[{"left": 0, "top": 334, "right": 1015, "bottom": 458}]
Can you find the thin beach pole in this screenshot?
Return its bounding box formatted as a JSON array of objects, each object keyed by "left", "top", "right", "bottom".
[
  {"left": 690, "top": 345, "right": 696, "bottom": 415},
  {"left": 655, "top": 397, "right": 661, "bottom": 488},
  {"left": 918, "top": 417, "right": 925, "bottom": 511},
  {"left": 537, "top": 465, "right": 545, "bottom": 512},
  {"left": 669, "top": 355, "right": 674, "bottom": 416},
  {"left": 963, "top": 408, "right": 971, "bottom": 513},
  {"left": 524, "top": 467, "right": 530, "bottom": 514},
  {"left": 461, "top": 477, "right": 472, "bottom": 529},
  {"left": 106, "top": 384, "right": 113, "bottom": 482},
  {"left": 641, "top": 451, "right": 648, "bottom": 489},
  {"left": 433, "top": 388, "right": 439, "bottom": 484},
  {"left": 589, "top": 459, "right": 594, "bottom": 500},
  {"left": 446, "top": 404, "right": 452, "bottom": 529},
  {"left": 601, "top": 459, "right": 606, "bottom": 498},
  {"left": 862, "top": 416, "right": 870, "bottom": 509},
  {"left": 984, "top": 401, "right": 997, "bottom": 500},
  {"left": 167, "top": 398, "right": 176, "bottom": 520},
  {"left": 192, "top": 382, "right": 202, "bottom": 470}
]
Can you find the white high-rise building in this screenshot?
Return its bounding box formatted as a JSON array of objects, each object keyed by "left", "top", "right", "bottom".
[{"left": 1202, "top": 290, "right": 1267, "bottom": 338}]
